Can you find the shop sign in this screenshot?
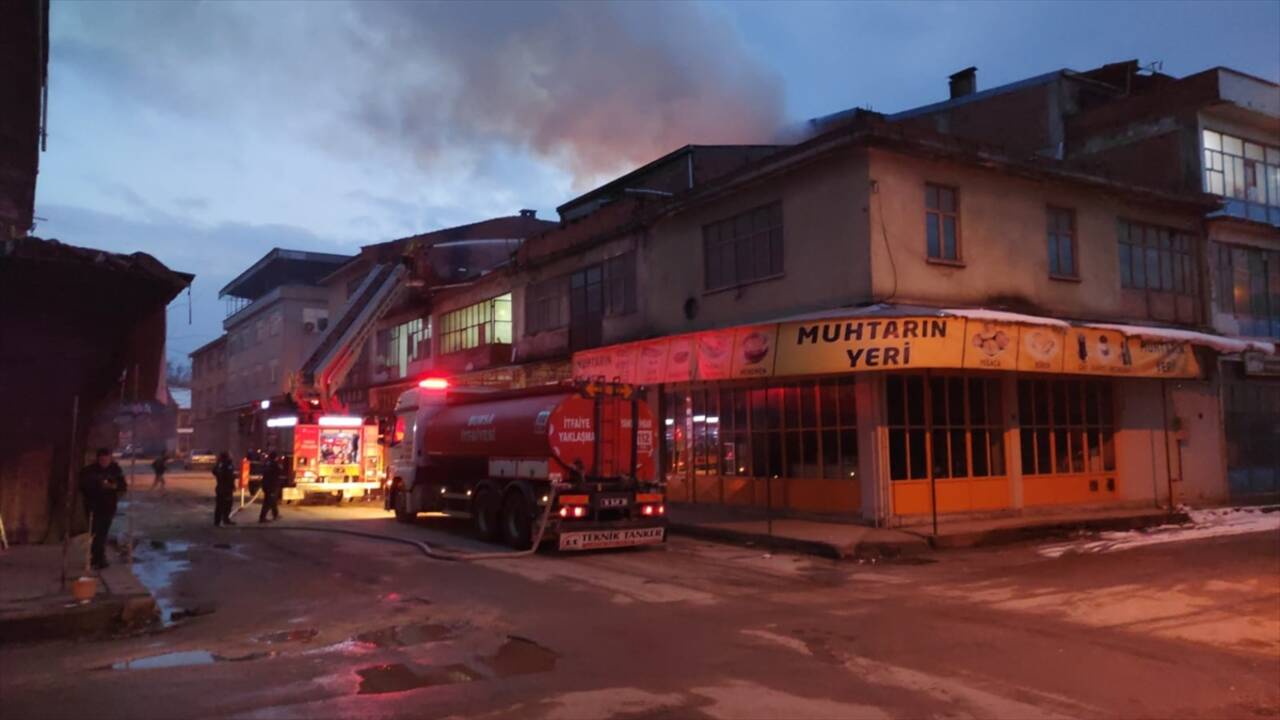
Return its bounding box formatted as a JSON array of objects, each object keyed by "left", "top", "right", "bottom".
[
  {"left": 730, "top": 325, "right": 777, "bottom": 378},
  {"left": 574, "top": 316, "right": 1204, "bottom": 382},
  {"left": 695, "top": 331, "right": 735, "bottom": 380},
  {"left": 963, "top": 321, "right": 1020, "bottom": 371},
  {"left": 1017, "top": 325, "right": 1066, "bottom": 372},
  {"left": 1065, "top": 328, "right": 1200, "bottom": 378},
  {"left": 774, "top": 317, "right": 966, "bottom": 375},
  {"left": 665, "top": 336, "right": 695, "bottom": 382},
  {"left": 1243, "top": 352, "right": 1280, "bottom": 377}
]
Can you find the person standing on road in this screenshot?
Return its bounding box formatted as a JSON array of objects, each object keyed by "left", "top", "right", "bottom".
[
  {"left": 150, "top": 452, "right": 168, "bottom": 490},
  {"left": 258, "top": 452, "right": 282, "bottom": 523},
  {"left": 79, "top": 448, "right": 127, "bottom": 569},
  {"left": 212, "top": 452, "right": 237, "bottom": 527}
]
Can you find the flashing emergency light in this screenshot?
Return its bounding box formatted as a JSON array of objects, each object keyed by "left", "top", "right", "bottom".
[
  {"left": 318, "top": 416, "right": 363, "bottom": 428},
  {"left": 266, "top": 416, "right": 298, "bottom": 428},
  {"left": 419, "top": 377, "right": 450, "bottom": 390},
  {"left": 259, "top": 399, "right": 270, "bottom": 410}
]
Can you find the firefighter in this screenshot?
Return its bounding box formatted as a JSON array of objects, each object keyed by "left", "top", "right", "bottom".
[
  {"left": 258, "top": 452, "right": 282, "bottom": 523},
  {"left": 79, "top": 448, "right": 127, "bottom": 569},
  {"left": 212, "top": 452, "right": 237, "bottom": 527},
  {"left": 150, "top": 452, "right": 168, "bottom": 490}
]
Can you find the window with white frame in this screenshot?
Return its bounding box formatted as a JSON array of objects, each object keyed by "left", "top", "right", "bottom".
[{"left": 1202, "top": 129, "right": 1280, "bottom": 225}]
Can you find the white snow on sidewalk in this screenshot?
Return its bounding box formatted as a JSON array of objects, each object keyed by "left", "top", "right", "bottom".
[{"left": 1039, "top": 506, "right": 1280, "bottom": 558}]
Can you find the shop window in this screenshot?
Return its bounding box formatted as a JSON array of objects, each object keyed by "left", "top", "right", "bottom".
[
  {"left": 1018, "top": 379, "right": 1115, "bottom": 476},
  {"left": 888, "top": 375, "right": 1002, "bottom": 481},
  {"left": 663, "top": 378, "right": 857, "bottom": 480}
]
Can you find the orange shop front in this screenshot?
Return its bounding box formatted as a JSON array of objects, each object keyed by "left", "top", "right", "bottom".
[{"left": 572, "top": 309, "right": 1207, "bottom": 523}]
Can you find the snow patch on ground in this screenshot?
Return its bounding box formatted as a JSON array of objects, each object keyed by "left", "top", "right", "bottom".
[{"left": 1039, "top": 506, "right": 1280, "bottom": 558}]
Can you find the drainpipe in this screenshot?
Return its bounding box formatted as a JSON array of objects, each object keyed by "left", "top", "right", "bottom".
[{"left": 1160, "top": 380, "right": 1176, "bottom": 511}]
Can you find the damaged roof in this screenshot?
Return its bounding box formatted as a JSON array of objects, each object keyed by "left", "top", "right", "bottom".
[{"left": 1, "top": 235, "right": 193, "bottom": 290}]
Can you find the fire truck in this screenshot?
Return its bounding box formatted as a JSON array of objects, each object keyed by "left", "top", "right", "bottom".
[
  {"left": 262, "top": 414, "right": 384, "bottom": 502},
  {"left": 386, "top": 378, "right": 666, "bottom": 551}
]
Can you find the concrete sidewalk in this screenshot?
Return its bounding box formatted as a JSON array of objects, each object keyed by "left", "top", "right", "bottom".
[
  {"left": 0, "top": 536, "right": 156, "bottom": 643},
  {"left": 668, "top": 503, "right": 1187, "bottom": 559},
  {"left": 667, "top": 505, "right": 929, "bottom": 559}
]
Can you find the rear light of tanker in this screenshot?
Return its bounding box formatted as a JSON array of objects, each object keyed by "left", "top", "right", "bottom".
[
  {"left": 558, "top": 505, "right": 587, "bottom": 519},
  {"left": 641, "top": 504, "right": 666, "bottom": 516}
]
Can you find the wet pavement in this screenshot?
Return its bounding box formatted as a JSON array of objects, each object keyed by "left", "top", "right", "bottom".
[{"left": 1, "top": 472, "right": 1277, "bottom": 719}]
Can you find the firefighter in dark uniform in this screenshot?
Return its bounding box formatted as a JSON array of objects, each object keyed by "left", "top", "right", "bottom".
[
  {"left": 79, "top": 448, "right": 127, "bottom": 569},
  {"left": 258, "top": 452, "right": 282, "bottom": 523},
  {"left": 212, "top": 452, "right": 237, "bottom": 527}
]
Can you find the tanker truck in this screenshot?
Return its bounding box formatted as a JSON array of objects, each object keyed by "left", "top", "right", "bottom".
[{"left": 385, "top": 378, "right": 666, "bottom": 551}]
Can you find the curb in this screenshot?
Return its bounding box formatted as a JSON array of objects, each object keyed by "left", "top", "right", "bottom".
[
  {"left": 920, "top": 511, "right": 1191, "bottom": 550},
  {"left": 668, "top": 523, "right": 929, "bottom": 561},
  {"left": 0, "top": 592, "right": 155, "bottom": 644}
]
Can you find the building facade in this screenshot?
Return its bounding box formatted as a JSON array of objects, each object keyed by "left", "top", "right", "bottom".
[
  {"left": 215, "top": 248, "right": 350, "bottom": 457},
  {"left": 872, "top": 61, "right": 1280, "bottom": 504},
  {"left": 189, "top": 335, "right": 228, "bottom": 454}
]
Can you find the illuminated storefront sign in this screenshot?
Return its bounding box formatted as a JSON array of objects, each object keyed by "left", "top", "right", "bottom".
[{"left": 572, "top": 315, "right": 1204, "bottom": 382}]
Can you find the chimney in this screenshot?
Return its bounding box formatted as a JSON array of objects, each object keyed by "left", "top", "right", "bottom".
[
  {"left": 519, "top": 209, "right": 537, "bottom": 218},
  {"left": 948, "top": 67, "right": 977, "bottom": 100}
]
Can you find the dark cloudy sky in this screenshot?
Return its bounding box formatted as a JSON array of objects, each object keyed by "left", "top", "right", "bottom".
[{"left": 33, "top": 0, "right": 1280, "bottom": 364}]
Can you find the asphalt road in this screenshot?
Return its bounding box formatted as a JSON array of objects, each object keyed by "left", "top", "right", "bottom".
[{"left": 2, "top": 471, "right": 1277, "bottom": 719}]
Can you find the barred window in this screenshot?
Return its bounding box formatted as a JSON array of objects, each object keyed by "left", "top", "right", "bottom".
[
  {"left": 703, "top": 202, "right": 783, "bottom": 291},
  {"left": 439, "top": 294, "right": 511, "bottom": 355}
]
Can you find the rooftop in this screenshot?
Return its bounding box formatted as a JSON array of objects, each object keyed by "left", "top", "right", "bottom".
[{"left": 218, "top": 248, "right": 351, "bottom": 301}]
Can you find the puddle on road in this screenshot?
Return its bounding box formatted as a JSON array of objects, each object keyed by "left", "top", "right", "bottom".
[
  {"left": 110, "top": 650, "right": 215, "bottom": 670},
  {"left": 351, "top": 636, "right": 557, "bottom": 695},
  {"left": 354, "top": 623, "right": 455, "bottom": 648},
  {"left": 356, "top": 663, "right": 480, "bottom": 695},
  {"left": 258, "top": 628, "right": 319, "bottom": 644},
  {"left": 482, "top": 636, "right": 559, "bottom": 678},
  {"left": 106, "top": 648, "right": 273, "bottom": 671},
  {"left": 131, "top": 541, "right": 192, "bottom": 626}
]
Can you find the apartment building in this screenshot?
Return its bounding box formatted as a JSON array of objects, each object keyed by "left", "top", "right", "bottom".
[{"left": 217, "top": 248, "right": 350, "bottom": 457}]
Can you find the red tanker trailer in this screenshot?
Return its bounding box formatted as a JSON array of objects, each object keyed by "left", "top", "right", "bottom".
[{"left": 385, "top": 378, "right": 666, "bottom": 550}]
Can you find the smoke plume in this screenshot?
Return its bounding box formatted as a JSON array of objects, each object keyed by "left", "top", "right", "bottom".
[{"left": 347, "top": 1, "right": 785, "bottom": 182}]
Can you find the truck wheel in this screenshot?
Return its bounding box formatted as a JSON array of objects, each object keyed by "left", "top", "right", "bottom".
[
  {"left": 473, "top": 488, "right": 500, "bottom": 541},
  {"left": 392, "top": 487, "right": 414, "bottom": 523},
  {"left": 501, "top": 492, "right": 533, "bottom": 550}
]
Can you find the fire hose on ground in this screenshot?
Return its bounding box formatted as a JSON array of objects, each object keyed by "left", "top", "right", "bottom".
[{"left": 226, "top": 485, "right": 559, "bottom": 562}]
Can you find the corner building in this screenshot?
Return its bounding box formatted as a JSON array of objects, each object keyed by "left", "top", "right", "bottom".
[{"left": 571, "top": 120, "right": 1268, "bottom": 527}]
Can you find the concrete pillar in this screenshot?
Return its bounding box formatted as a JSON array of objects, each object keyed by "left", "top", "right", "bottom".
[
  {"left": 1001, "top": 375, "right": 1024, "bottom": 510},
  {"left": 855, "top": 374, "right": 888, "bottom": 525}
]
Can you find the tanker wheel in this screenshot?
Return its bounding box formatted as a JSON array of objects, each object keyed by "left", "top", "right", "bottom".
[
  {"left": 392, "top": 486, "right": 414, "bottom": 524},
  {"left": 473, "top": 488, "right": 500, "bottom": 542},
  {"left": 501, "top": 492, "right": 533, "bottom": 550}
]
